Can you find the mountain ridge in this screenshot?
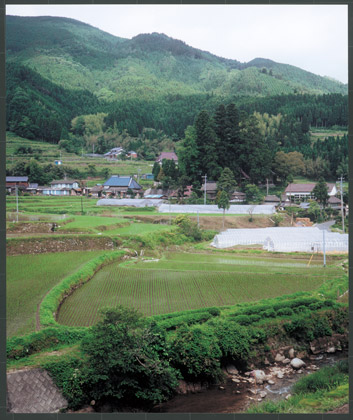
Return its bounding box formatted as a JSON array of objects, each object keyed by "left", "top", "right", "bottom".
[{"left": 6, "top": 15, "right": 347, "bottom": 99}]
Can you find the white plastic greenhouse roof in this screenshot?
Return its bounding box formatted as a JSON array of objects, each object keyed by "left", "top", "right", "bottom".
[
  {"left": 158, "top": 204, "right": 276, "bottom": 214},
  {"left": 211, "top": 226, "right": 348, "bottom": 253},
  {"left": 97, "top": 199, "right": 163, "bottom": 207}
]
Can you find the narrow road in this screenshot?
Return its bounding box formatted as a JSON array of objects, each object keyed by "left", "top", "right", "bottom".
[{"left": 315, "top": 220, "right": 336, "bottom": 230}]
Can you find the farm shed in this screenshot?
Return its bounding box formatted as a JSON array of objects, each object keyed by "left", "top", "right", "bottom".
[
  {"left": 158, "top": 204, "right": 276, "bottom": 215},
  {"left": 211, "top": 226, "right": 348, "bottom": 253}
]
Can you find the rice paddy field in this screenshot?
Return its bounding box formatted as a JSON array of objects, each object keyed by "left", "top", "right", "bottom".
[
  {"left": 57, "top": 252, "right": 343, "bottom": 327},
  {"left": 6, "top": 250, "right": 108, "bottom": 337}
]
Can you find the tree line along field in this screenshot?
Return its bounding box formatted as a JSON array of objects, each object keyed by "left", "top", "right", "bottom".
[{"left": 56, "top": 252, "right": 343, "bottom": 327}]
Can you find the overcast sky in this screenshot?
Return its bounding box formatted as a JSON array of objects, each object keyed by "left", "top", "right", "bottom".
[{"left": 6, "top": 4, "right": 348, "bottom": 84}]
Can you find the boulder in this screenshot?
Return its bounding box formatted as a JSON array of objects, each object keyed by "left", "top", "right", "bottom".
[
  {"left": 288, "top": 348, "right": 295, "bottom": 359},
  {"left": 275, "top": 353, "right": 285, "bottom": 362},
  {"left": 251, "top": 370, "right": 267, "bottom": 384},
  {"left": 268, "top": 379, "right": 275, "bottom": 385},
  {"left": 282, "top": 358, "right": 291, "bottom": 364},
  {"left": 276, "top": 372, "right": 284, "bottom": 379},
  {"left": 290, "top": 358, "right": 306, "bottom": 370},
  {"left": 226, "top": 364, "right": 239, "bottom": 375},
  {"left": 326, "top": 346, "right": 336, "bottom": 354},
  {"left": 259, "top": 391, "right": 267, "bottom": 399}
]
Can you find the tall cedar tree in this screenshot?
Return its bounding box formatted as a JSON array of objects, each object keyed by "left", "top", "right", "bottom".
[
  {"left": 177, "top": 125, "right": 201, "bottom": 185},
  {"left": 214, "top": 104, "right": 227, "bottom": 168},
  {"left": 194, "top": 110, "right": 221, "bottom": 180},
  {"left": 217, "top": 167, "right": 237, "bottom": 198},
  {"left": 312, "top": 177, "right": 329, "bottom": 208},
  {"left": 239, "top": 115, "right": 272, "bottom": 184},
  {"left": 224, "top": 104, "right": 241, "bottom": 176}
]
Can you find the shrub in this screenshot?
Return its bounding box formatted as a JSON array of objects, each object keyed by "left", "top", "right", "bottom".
[
  {"left": 170, "top": 324, "right": 222, "bottom": 382},
  {"left": 7, "top": 327, "right": 87, "bottom": 359},
  {"left": 80, "top": 307, "right": 179, "bottom": 409},
  {"left": 214, "top": 320, "right": 251, "bottom": 363},
  {"left": 232, "top": 315, "right": 252, "bottom": 326},
  {"left": 283, "top": 315, "right": 314, "bottom": 341},
  {"left": 276, "top": 308, "right": 294, "bottom": 317},
  {"left": 43, "top": 357, "right": 88, "bottom": 410},
  {"left": 261, "top": 309, "right": 276, "bottom": 318},
  {"left": 311, "top": 315, "right": 333, "bottom": 338}
]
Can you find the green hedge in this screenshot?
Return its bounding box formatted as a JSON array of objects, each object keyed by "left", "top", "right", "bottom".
[
  {"left": 39, "top": 250, "right": 126, "bottom": 328},
  {"left": 7, "top": 327, "right": 87, "bottom": 359}
]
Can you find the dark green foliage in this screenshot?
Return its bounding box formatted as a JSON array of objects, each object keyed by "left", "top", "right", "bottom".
[
  {"left": 276, "top": 308, "right": 294, "bottom": 317},
  {"left": 6, "top": 62, "right": 101, "bottom": 143},
  {"left": 214, "top": 320, "right": 251, "bottom": 361},
  {"left": 80, "top": 307, "right": 179, "bottom": 409},
  {"left": 217, "top": 167, "right": 236, "bottom": 197},
  {"left": 282, "top": 310, "right": 338, "bottom": 342},
  {"left": 158, "top": 312, "right": 212, "bottom": 331},
  {"left": 173, "top": 215, "right": 202, "bottom": 241},
  {"left": 170, "top": 324, "right": 222, "bottom": 381},
  {"left": 313, "top": 177, "right": 329, "bottom": 207},
  {"left": 194, "top": 110, "right": 220, "bottom": 180},
  {"left": 43, "top": 357, "right": 88, "bottom": 410}
]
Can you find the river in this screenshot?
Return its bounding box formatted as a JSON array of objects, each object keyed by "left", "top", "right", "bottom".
[{"left": 152, "top": 353, "right": 347, "bottom": 413}]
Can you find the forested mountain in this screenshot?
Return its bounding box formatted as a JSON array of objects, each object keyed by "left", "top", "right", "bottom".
[
  {"left": 7, "top": 15, "right": 346, "bottom": 100},
  {"left": 6, "top": 15, "right": 348, "bottom": 144}
]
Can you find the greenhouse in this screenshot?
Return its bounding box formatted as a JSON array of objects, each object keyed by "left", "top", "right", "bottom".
[
  {"left": 158, "top": 204, "right": 276, "bottom": 214},
  {"left": 97, "top": 198, "right": 163, "bottom": 207},
  {"left": 211, "top": 226, "right": 348, "bottom": 253}
]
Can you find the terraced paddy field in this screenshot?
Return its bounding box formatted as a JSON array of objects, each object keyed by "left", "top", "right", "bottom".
[
  {"left": 6, "top": 250, "right": 108, "bottom": 337},
  {"left": 57, "top": 252, "right": 343, "bottom": 327}
]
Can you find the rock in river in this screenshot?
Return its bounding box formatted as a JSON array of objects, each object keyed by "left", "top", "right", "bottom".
[{"left": 290, "top": 358, "right": 306, "bottom": 370}]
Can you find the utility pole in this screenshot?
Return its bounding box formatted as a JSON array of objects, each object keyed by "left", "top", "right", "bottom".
[
  {"left": 266, "top": 178, "right": 269, "bottom": 196},
  {"left": 338, "top": 176, "right": 345, "bottom": 233},
  {"left": 15, "top": 185, "right": 19, "bottom": 223},
  {"left": 202, "top": 174, "right": 207, "bottom": 205},
  {"left": 323, "top": 229, "right": 326, "bottom": 267}
]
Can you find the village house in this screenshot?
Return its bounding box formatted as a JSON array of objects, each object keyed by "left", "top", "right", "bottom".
[
  {"left": 230, "top": 191, "right": 246, "bottom": 203},
  {"left": 40, "top": 179, "right": 81, "bottom": 196},
  {"left": 327, "top": 195, "right": 343, "bottom": 210},
  {"left": 201, "top": 182, "right": 246, "bottom": 203},
  {"left": 284, "top": 183, "right": 337, "bottom": 201},
  {"left": 126, "top": 151, "right": 138, "bottom": 159},
  {"left": 103, "top": 175, "right": 143, "bottom": 198},
  {"left": 263, "top": 195, "right": 281, "bottom": 206},
  {"left": 155, "top": 152, "right": 178, "bottom": 164},
  {"left": 6, "top": 176, "right": 29, "bottom": 193},
  {"left": 104, "top": 147, "right": 125, "bottom": 160}
]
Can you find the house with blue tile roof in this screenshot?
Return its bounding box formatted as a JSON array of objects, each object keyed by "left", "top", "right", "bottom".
[{"left": 103, "top": 175, "right": 143, "bottom": 198}]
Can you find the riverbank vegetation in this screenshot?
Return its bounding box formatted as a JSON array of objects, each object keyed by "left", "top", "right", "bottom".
[{"left": 247, "top": 359, "right": 349, "bottom": 413}]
